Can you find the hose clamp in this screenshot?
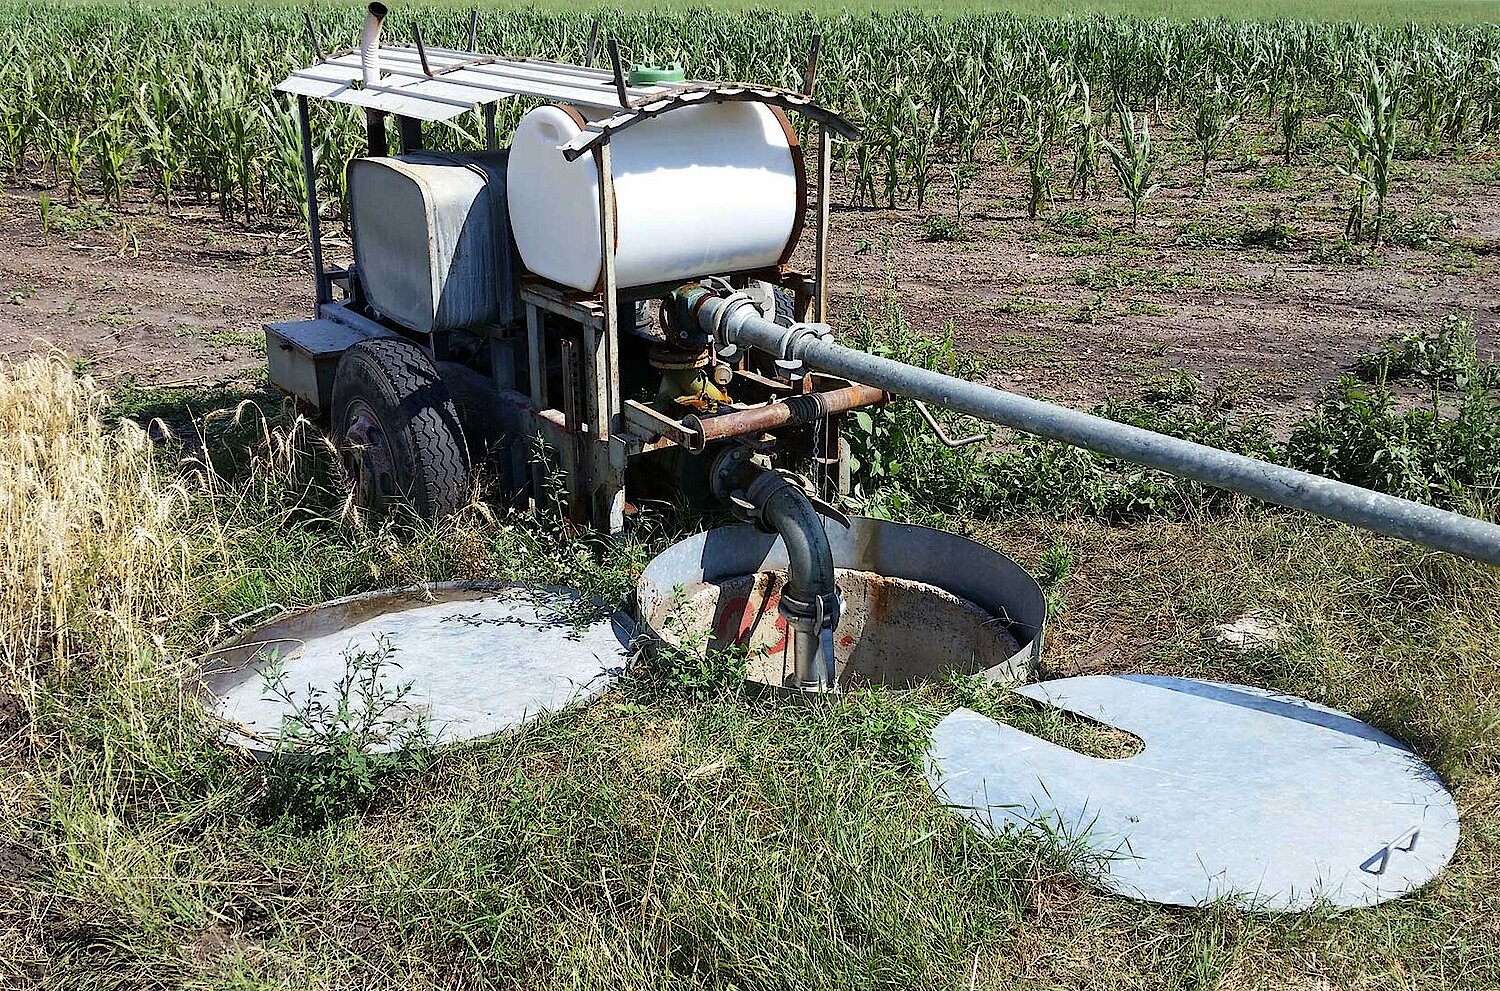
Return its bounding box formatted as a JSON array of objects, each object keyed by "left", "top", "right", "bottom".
[
  {"left": 778, "top": 322, "right": 833, "bottom": 361},
  {"left": 778, "top": 585, "right": 841, "bottom": 632}
]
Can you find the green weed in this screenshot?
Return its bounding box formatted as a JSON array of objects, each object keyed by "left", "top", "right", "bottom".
[{"left": 260, "top": 635, "right": 434, "bottom": 827}]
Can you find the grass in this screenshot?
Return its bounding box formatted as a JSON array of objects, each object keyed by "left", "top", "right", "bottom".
[
  {"left": 40, "top": 0, "right": 1500, "bottom": 20},
  {"left": 3, "top": 334, "right": 1500, "bottom": 989}
]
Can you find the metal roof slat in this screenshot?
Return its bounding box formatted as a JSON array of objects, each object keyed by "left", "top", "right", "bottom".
[{"left": 275, "top": 45, "right": 859, "bottom": 140}]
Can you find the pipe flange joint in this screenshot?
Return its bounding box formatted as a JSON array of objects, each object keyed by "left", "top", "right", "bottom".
[
  {"left": 706, "top": 292, "right": 760, "bottom": 348},
  {"left": 778, "top": 322, "right": 833, "bottom": 361},
  {"left": 739, "top": 467, "right": 801, "bottom": 533}
]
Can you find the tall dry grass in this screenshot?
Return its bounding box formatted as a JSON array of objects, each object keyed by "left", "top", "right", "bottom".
[{"left": 0, "top": 359, "right": 200, "bottom": 727}]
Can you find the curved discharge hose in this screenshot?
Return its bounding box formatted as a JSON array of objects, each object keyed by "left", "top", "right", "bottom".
[
  {"left": 714, "top": 459, "right": 841, "bottom": 691},
  {"left": 757, "top": 478, "right": 839, "bottom": 690},
  {"left": 361, "top": 2, "right": 387, "bottom": 87}
]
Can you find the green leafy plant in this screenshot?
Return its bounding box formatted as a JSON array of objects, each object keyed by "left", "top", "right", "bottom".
[
  {"left": 1280, "top": 77, "right": 1310, "bottom": 164},
  {"left": 922, "top": 212, "right": 966, "bottom": 242},
  {"left": 1188, "top": 79, "right": 1241, "bottom": 195},
  {"left": 1037, "top": 538, "right": 1075, "bottom": 615},
  {"left": 1070, "top": 79, "right": 1101, "bottom": 199},
  {"left": 1286, "top": 370, "right": 1500, "bottom": 509},
  {"left": 260, "top": 634, "right": 432, "bottom": 827},
  {"left": 849, "top": 687, "right": 930, "bottom": 772},
  {"left": 1102, "top": 100, "right": 1159, "bottom": 231},
  {"left": 1342, "top": 61, "right": 1402, "bottom": 246},
  {"left": 643, "top": 588, "right": 756, "bottom": 696},
  {"left": 1353, "top": 315, "right": 1491, "bottom": 388}
]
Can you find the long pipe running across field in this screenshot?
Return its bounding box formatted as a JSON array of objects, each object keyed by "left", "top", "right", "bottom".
[{"left": 687, "top": 289, "right": 1500, "bottom": 568}]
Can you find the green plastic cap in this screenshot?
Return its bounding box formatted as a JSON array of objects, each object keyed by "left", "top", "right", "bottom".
[{"left": 628, "top": 62, "right": 686, "bottom": 86}]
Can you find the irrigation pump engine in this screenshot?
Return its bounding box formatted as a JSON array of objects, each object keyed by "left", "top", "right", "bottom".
[{"left": 268, "top": 5, "right": 1500, "bottom": 695}]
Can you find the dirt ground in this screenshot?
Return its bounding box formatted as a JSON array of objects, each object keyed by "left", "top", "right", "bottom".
[{"left": 3, "top": 143, "right": 1497, "bottom": 429}]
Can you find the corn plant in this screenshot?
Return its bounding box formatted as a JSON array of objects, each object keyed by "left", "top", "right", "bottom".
[
  {"left": 1018, "top": 55, "right": 1075, "bottom": 220},
  {"left": 1343, "top": 62, "right": 1401, "bottom": 246},
  {"left": 1070, "top": 79, "right": 1101, "bottom": 200},
  {"left": 1187, "top": 79, "right": 1240, "bottom": 195},
  {"left": 0, "top": 4, "right": 1493, "bottom": 227},
  {"left": 1280, "top": 77, "right": 1310, "bottom": 164},
  {"left": 1102, "top": 100, "right": 1158, "bottom": 232}
]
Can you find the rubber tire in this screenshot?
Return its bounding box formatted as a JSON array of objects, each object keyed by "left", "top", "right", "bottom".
[{"left": 331, "top": 338, "right": 471, "bottom": 521}]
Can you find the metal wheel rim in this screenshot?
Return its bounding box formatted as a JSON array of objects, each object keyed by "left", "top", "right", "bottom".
[{"left": 342, "top": 398, "right": 395, "bottom": 506}]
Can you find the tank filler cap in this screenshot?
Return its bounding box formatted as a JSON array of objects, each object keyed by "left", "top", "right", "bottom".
[{"left": 628, "top": 61, "right": 687, "bottom": 86}]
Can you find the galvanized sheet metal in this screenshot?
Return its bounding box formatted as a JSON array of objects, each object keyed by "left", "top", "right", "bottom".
[
  {"left": 926, "top": 675, "right": 1460, "bottom": 910},
  {"left": 348, "top": 152, "right": 517, "bottom": 333},
  {"left": 201, "top": 582, "right": 631, "bottom": 753},
  {"left": 275, "top": 46, "right": 859, "bottom": 144}
]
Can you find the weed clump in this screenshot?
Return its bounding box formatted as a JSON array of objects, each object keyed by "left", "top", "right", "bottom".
[
  {"left": 260, "top": 635, "right": 433, "bottom": 828},
  {"left": 843, "top": 302, "right": 1499, "bottom": 522},
  {"left": 637, "top": 589, "right": 755, "bottom": 697},
  {"left": 1353, "top": 314, "right": 1494, "bottom": 387}
]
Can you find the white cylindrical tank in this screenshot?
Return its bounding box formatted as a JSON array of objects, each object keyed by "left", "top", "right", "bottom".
[{"left": 506, "top": 101, "right": 803, "bottom": 293}]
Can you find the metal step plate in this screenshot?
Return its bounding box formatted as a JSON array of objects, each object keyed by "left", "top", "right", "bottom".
[
  {"left": 927, "top": 675, "right": 1459, "bottom": 910},
  {"left": 201, "top": 582, "right": 631, "bottom": 753}
]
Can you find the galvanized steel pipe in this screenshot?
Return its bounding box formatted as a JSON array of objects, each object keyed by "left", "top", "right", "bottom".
[{"left": 693, "top": 292, "right": 1500, "bottom": 568}]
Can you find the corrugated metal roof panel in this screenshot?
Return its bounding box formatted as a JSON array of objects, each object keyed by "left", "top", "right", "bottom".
[{"left": 275, "top": 45, "right": 861, "bottom": 140}]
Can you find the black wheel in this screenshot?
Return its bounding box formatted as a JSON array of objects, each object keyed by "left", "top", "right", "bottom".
[
  {"left": 331, "top": 338, "right": 471, "bottom": 520},
  {"left": 773, "top": 285, "right": 798, "bottom": 327}
]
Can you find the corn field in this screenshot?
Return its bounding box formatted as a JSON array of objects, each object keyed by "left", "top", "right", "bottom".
[{"left": 5, "top": 2, "right": 1500, "bottom": 226}]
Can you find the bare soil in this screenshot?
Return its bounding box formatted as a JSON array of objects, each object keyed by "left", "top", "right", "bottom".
[{"left": 3, "top": 142, "right": 1498, "bottom": 429}]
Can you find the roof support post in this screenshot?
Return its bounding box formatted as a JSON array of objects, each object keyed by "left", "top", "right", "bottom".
[
  {"left": 397, "top": 114, "right": 422, "bottom": 153},
  {"left": 814, "top": 124, "right": 831, "bottom": 323},
  {"left": 591, "top": 139, "right": 626, "bottom": 534},
  {"left": 364, "top": 109, "right": 388, "bottom": 158},
  {"left": 606, "top": 38, "right": 628, "bottom": 107},
  {"left": 296, "top": 95, "right": 330, "bottom": 308}
]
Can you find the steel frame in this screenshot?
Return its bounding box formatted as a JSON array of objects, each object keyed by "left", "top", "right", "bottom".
[{"left": 286, "top": 30, "right": 859, "bottom": 534}]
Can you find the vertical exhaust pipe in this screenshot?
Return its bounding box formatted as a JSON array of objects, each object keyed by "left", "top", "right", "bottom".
[
  {"left": 361, "top": 2, "right": 387, "bottom": 86},
  {"left": 361, "top": 3, "right": 390, "bottom": 157}
]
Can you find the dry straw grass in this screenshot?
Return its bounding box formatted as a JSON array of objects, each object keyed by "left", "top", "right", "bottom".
[{"left": 0, "top": 359, "right": 197, "bottom": 724}]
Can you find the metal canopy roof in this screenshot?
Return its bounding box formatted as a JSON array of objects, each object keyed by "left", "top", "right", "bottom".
[{"left": 276, "top": 44, "right": 860, "bottom": 160}]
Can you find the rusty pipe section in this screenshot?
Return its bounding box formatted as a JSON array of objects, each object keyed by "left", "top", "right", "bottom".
[
  {"left": 684, "top": 287, "right": 1500, "bottom": 568},
  {"left": 684, "top": 383, "right": 885, "bottom": 445}
]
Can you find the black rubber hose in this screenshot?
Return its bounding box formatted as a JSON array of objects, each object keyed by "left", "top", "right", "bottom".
[{"left": 757, "top": 478, "right": 837, "bottom": 617}]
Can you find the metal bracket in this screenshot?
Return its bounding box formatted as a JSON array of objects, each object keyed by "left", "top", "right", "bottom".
[
  {"left": 912, "top": 400, "right": 985, "bottom": 448},
  {"left": 623, "top": 400, "right": 702, "bottom": 453}
]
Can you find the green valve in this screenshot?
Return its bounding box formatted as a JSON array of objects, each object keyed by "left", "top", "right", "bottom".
[{"left": 628, "top": 61, "right": 686, "bottom": 86}]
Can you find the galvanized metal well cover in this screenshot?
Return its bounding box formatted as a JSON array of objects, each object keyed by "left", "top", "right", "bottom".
[
  {"left": 202, "top": 583, "right": 631, "bottom": 753},
  {"left": 927, "top": 675, "right": 1459, "bottom": 910}
]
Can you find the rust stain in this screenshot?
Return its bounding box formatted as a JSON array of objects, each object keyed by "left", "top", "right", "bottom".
[{"left": 865, "top": 571, "right": 891, "bottom": 624}]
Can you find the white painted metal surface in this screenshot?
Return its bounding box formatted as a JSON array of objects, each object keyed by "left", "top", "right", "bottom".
[
  {"left": 927, "top": 675, "right": 1459, "bottom": 910},
  {"left": 276, "top": 45, "right": 669, "bottom": 120},
  {"left": 203, "top": 583, "right": 631, "bottom": 752},
  {"left": 507, "top": 102, "right": 799, "bottom": 292}
]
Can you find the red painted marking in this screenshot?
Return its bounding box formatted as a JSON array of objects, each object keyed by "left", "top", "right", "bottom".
[{"left": 714, "top": 594, "right": 751, "bottom": 644}]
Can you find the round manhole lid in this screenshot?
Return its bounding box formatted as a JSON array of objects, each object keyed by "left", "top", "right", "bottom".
[
  {"left": 201, "top": 582, "right": 631, "bottom": 752},
  {"left": 928, "top": 675, "right": 1459, "bottom": 910}
]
